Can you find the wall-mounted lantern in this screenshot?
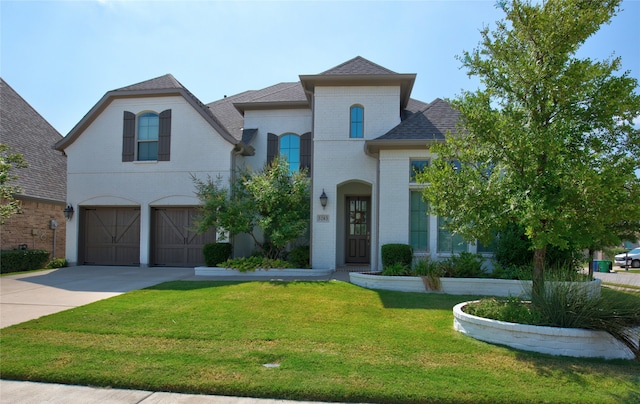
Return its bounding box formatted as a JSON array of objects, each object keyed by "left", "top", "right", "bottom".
[
  {"left": 320, "top": 189, "right": 328, "bottom": 209},
  {"left": 63, "top": 204, "right": 74, "bottom": 221}
]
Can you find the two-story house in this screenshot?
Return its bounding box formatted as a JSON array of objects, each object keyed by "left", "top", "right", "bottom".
[{"left": 56, "top": 57, "right": 488, "bottom": 269}]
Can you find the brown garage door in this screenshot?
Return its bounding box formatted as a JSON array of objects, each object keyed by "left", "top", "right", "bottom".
[
  {"left": 151, "top": 207, "right": 216, "bottom": 267},
  {"left": 80, "top": 207, "right": 141, "bottom": 266}
]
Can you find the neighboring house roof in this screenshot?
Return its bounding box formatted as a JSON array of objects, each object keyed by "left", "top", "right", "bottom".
[
  {"left": 299, "top": 56, "right": 417, "bottom": 109},
  {"left": 366, "top": 98, "right": 460, "bottom": 153},
  {"left": 0, "top": 78, "right": 66, "bottom": 203},
  {"left": 55, "top": 74, "right": 248, "bottom": 153}
]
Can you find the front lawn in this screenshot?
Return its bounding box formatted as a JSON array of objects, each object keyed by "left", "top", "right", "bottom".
[{"left": 1, "top": 281, "right": 638, "bottom": 403}]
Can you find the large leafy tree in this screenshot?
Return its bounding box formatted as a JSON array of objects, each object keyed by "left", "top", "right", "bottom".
[
  {"left": 193, "top": 156, "right": 310, "bottom": 258},
  {"left": 1, "top": 144, "right": 27, "bottom": 224},
  {"left": 419, "top": 0, "right": 640, "bottom": 301}
]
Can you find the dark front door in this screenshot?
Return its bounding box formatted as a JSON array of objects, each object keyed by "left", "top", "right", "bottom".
[{"left": 345, "top": 196, "right": 371, "bottom": 264}]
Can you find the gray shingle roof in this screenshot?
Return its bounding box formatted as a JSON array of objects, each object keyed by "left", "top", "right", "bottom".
[
  {"left": 376, "top": 98, "right": 460, "bottom": 141},
  {"left": 115, "top": 74, "right": 183, "bottom": 92},
  {"left": 1, "top": 78, "right": 66, "bottom": 202},
  {"left": 207, "top": 82, "right": 308, "bottom": 140},
  {"left": 320, "top": 56, "right": 398, "bottom": 75},
  {"left": 57, "top": 74, "right": 243, "bottom": 151}
]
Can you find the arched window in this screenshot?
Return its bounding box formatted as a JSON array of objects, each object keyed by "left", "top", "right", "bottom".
[
  {"left": 279, "top": 133, "right": 300, "bottom": 173},
  {"left": 123, "top": 109, "right": 171, "bottom": 162},
  {"left": 350, "top": 105, "right": 364, "bottom": 138},
  {"left": 137, "top": 112, "right": 159, "bottom": 161}
]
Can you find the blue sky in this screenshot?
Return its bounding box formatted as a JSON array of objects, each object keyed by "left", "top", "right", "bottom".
[{"left": 1, "top": 0, "right": 639, "bottom": 136}]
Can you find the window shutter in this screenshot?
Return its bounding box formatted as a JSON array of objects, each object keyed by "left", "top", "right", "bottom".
[
  {"left": 300, "top": 132, "right": 312, "bottom": 175},
  {"left": 267, "top": 133, "right": 278, "bottom": 165},
  {"left": 158, "top": 109, "right": 171, "bottom": 161},
  {"left": 122, "top": 111, "right": 135, "bottom": 162}
]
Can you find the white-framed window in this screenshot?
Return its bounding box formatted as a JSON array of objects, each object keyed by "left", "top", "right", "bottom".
[
  {"left": 437, "top": 217, "right": 467, "bottom": 253},
  {"left": 410, "top": 190, "right": 429, "bottom": 251},
  {"left": 137, "top": 112, "right": 159, "bottom": 161}
]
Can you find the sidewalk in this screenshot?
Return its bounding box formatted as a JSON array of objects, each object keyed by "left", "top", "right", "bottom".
[{"left": 0, "top": 379, "right": 332, "bottom": 404}]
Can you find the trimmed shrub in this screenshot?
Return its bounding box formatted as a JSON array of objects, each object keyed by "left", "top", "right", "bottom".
[
  {"left": 381, "top": 262, "right": 410, "bottom": 276},
  {"left": 47, "top": 258, "right": 68, "bottom": 269},
  {"left": 202, "top": 242, "right": 232, "bottom": 267},
  {"left": 287, "top": 245, "right": 310, "bottom": 268},
  {"left": 439, "top": 252, "right": 485, "bottom": 278},
  {"left": 220, "top": 256, "right": 293, "bottom": 272},
  {"left": 1, "top": 250, "right": 50, "bottom": 274},
  {"left": 381, "top": 244, "right": 413, "bottom": 269}
]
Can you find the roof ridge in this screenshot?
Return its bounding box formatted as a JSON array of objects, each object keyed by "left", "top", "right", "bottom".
[
  {"left": 320, "top": 56, "right": 398, "bottom": 75},
  {"left": 115, "top": 74, "right": 182, "bottom": 92},
  {"left": 245, "top": 82, "right": 300, "bottom": 102}
]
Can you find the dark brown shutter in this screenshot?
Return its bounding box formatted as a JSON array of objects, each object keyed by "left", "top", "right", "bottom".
[
  {"left": 267, "top": 133, "right": 278, "bottom": 165},
  {"left": 122, "top": 111, "right": 136, "bottom": 162},
  {"left": 300, "top": 132, "right": 312, "bottom": 175},
  {"left": 158, "top": 109, "right": 171, "bottom": 161}
]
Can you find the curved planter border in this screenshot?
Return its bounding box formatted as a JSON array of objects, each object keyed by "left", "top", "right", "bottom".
[
  {"left": 349, "top": 272, "right": 601, "bottom": 298},
  {"left": 195, "top": 267, "right": 333, "bottom": 277},
  {"left": 454, "top": 301, "right": 638, "bottom": 360}
]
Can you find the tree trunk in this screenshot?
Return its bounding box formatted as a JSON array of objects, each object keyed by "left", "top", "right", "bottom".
[
  {"left": 587, "top": 248, "right": 595, "bottom": 281},
  {"left": 532, "top": 246, "right": 546, "bottom": 306}
]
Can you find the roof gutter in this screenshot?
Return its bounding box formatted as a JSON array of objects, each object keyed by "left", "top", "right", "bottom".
[{"left": 364, "top": 138, "right": 443, "bottom": 154}]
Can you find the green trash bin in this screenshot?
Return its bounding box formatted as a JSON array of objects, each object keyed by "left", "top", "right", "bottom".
[{"left": 594, "top": 260, "right": 611, "bottom": 273}]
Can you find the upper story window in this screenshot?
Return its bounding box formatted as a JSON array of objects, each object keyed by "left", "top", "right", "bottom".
[
  {"left": 267, "top": 132, "right": 312, "bottom": 175},
  {"left": 137, "top": 112, "right": 159, "bottom": 161},
  {"left": 410, "top": 159, "right": 429, "bottom": 182},
  {"left": 279, "top": 133, "right": 300, "bottom": 174},
  {"left": 350, "top": 105, "right": 364, "bottom": 138},
  {"left": 122, "top": 109, "right": 171, "bottom": 162}
]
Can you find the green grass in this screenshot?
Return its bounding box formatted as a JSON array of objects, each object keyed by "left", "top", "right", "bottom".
[{"left": 1, "top": 281, "right": 639, "bottom": 403}]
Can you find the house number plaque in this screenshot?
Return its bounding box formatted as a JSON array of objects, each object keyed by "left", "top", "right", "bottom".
[{"left": 317, "top": 214, "right": 330, "bottom": 223}]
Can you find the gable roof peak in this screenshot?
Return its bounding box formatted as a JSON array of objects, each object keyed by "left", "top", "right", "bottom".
[
  {"left": 115, "top": 74, "right": 183, "bottom": 92},
  {"left": 320, "top": 56, "right": 398, "bottom": 76}
]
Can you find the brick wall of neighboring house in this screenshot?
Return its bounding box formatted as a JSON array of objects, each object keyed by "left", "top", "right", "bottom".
[{"left": 1, "top": 198, "right": 67, "bottom": 260}]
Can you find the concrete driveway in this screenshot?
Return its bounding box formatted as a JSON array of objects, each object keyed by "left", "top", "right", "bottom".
[{"left": 0, "top": 266, "right": 195, "bottom": 328}]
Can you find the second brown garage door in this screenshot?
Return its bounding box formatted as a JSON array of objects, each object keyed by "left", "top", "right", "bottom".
[{"left": 151, "top": 207, "right": 217, "bottom": 267}]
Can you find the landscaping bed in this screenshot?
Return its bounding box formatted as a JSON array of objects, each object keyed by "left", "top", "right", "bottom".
[
  {"left": 195, "top": 266, "right": 333, "bottom": 277},
  {"left": 349, "top": 271, "right": 602, "bottom": 298},
  {"left": 454, "top": 300, "right": 638, "bottom": 360}
]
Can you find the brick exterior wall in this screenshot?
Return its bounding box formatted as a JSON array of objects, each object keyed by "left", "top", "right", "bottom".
[{"left": 1, "top": 198, "right": 66, "bottom": 259}]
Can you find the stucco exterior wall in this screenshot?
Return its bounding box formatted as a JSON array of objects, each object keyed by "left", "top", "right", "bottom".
[
  {"left": 63, "top": 96, "right": 235, "bottom": 266},
  {"left": 242, "top": 108, "right": 312, "bottom": 171}
]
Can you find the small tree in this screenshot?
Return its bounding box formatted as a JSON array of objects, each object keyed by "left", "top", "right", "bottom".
[
  {"left": 419, "top": 0, "right": 640, "bottom": 303},
  {"left": 193, "top": 156, "right": 310, "bottom": 258},
  {"left": 0, "top": 144, "right": 27, "bottom": 224}
]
